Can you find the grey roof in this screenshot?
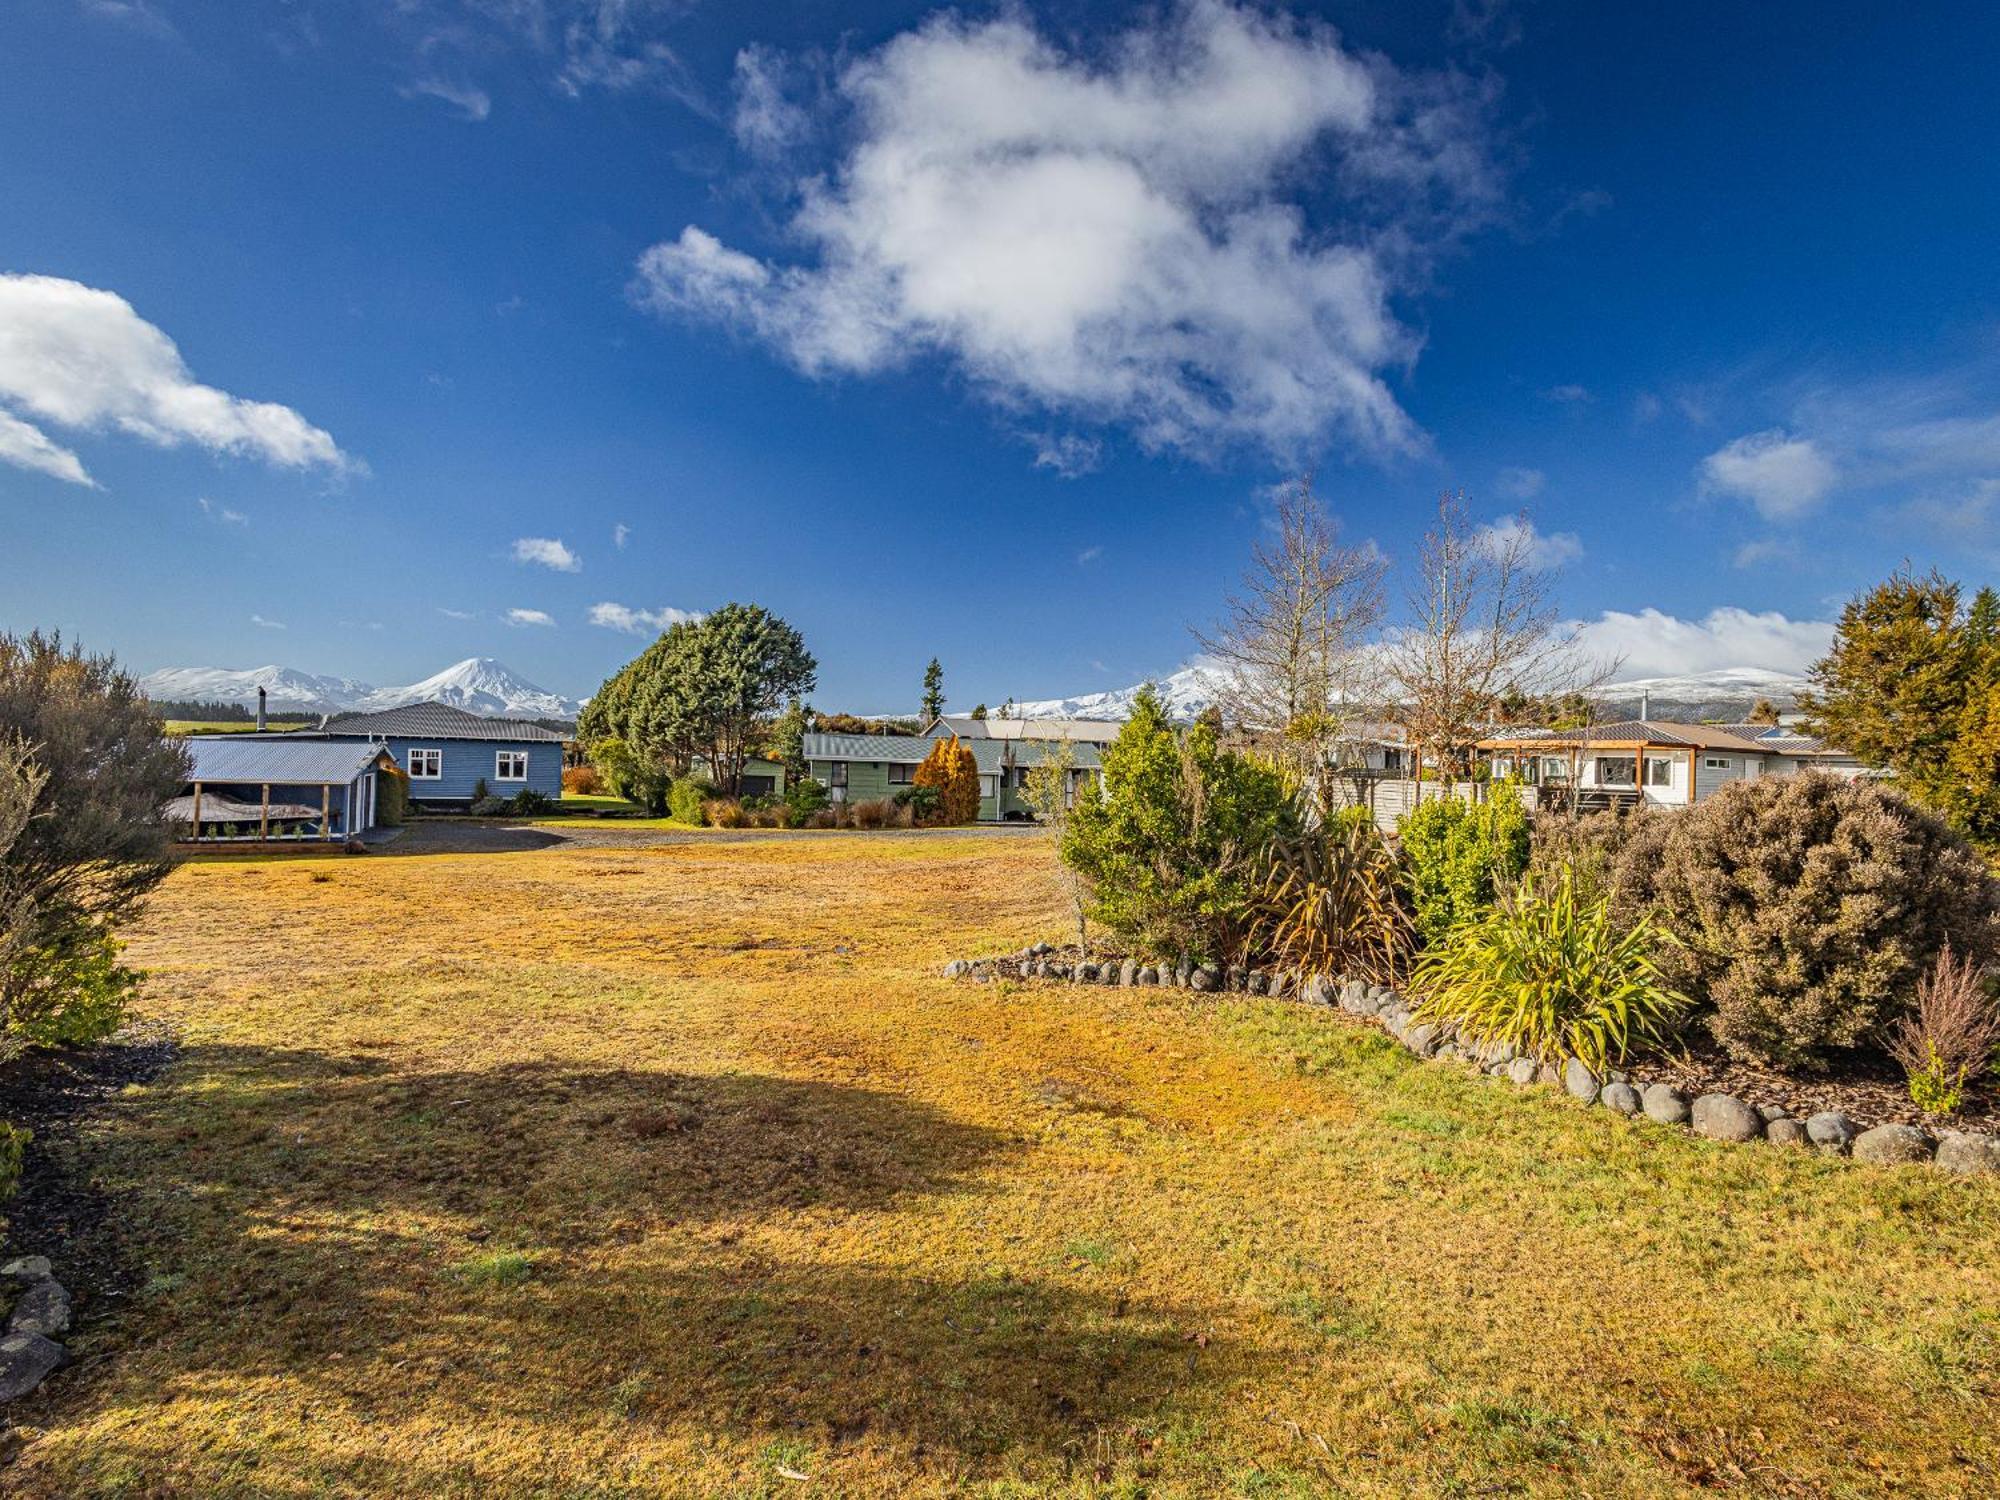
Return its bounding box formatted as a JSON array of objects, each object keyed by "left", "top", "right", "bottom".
[
  {"left": 186, "top": 736, "right": 391, "bottom": 785},
  {"left": 321, "top": 701, "right": 566, "bottom": 742},
  {"left": 930, "top": 715, "right": 1124, "bottom": 743},
  {"left": 1483, "top": 720, "right": 1771, "bottom": 751},
  {"left": 803, "top": 732, "right": 1101, "bottom": 772}
]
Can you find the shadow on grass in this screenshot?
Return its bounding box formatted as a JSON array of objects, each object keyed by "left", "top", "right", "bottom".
[{"left": 36, "top": 1045, "right": 1267, "bottom": 1487}]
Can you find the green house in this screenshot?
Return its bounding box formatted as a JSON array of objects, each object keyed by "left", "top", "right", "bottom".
[{"left": 800, "top": 731, "right": 1100, "bottom": 822}]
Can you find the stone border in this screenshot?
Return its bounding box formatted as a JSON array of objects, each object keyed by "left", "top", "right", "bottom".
[
  {"left": 0, "top": 1255, "right": 72, "bottom": 1403},
  {"left": 943, "top": 950, "right": 2000, "bottom": 1177}
]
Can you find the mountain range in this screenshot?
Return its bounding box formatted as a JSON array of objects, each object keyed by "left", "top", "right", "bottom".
[
  {"left": 1008, "top": 663, "right": 1809, "bottom": 725},
  {"left": 138, "top": 658, "right": 583, "bottom": 721}
]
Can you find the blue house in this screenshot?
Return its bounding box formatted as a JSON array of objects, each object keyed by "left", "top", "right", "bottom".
[{"left": 318, "top": 701, "right": 566, "bottom": 805}]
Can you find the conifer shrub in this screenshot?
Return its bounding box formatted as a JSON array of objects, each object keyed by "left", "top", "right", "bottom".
[
  {"left": 913, "top": 737, "right": 980, "bottom": 825},
  {"left": 667, "top": 776, "right": 716, "bottom": 826}
]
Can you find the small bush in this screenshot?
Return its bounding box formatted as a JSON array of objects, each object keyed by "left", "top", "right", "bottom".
[
  {"left": 1398, "top": 785, "right": 1531, "bottom": 946},
  {"left": 745, "top": 804, "right": 787, "bottom": 829},
  {"left": 1620, "top": 775, "right": 1999, "bottom": 1069},
  {"left": 668, "top": 776, "right": 716, "bottom": 826},
  {"left": 1249, "top": 811, "right": 1410, "bottom": 983},
  {"left": 705, "top": 799, "right": 748, "bottom": 829},
  {"left": 472, "top": 777, "right": 489, "bottom": 804},
  {"left": 562, "top": 764, "right": 605, "bottom": 796},
  {"left": 806, "top": 807, "right": 840, "bottom": 829},
  {"left": 851, "top": 797, "right": 896, "bottom": 830},
  {"left": 1413, "top": 865, "right": 1691, "bottom": 1071},
  {"left": 509, "top": 789, "right": 554, "bottom": 816},
  {"left": 0, "top": 1119, "right": 27, "bottom": 1225},
  {"left": 1889, "top": 944, "right": 2000, "bottom": 1117},
  {"left": 375, "top": 764, "right": 410, "bottom": 827},
  {"left": 469, "top": 795, "right": 512, "bottom": 816},
  {"left": 784, "top": 778, "right": 829, "bottom": 828}
]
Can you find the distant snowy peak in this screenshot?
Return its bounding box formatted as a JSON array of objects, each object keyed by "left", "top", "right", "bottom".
[
  {"left": 1008, "top": 663, "right": 1807, "bottom": 724},
  {"left": 355, "top": 658, "right": 581, "bottom": 719},
  {"left": 140, "top": 658, "right": 581, "bottom": 720},
  {"left": 137, "top": 664, "right": 375, "bottom": 715}
]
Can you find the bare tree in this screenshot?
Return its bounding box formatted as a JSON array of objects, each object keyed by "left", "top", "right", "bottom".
[
  {"left": 1385, "top": 492, "right": 1615, "bottom": 780},
  {"left": 1020, "top": 738, "right": 1090, "bottom": 966},
  {"left": 1193, "top": 477, "right": 1386, "bottom": 766}
]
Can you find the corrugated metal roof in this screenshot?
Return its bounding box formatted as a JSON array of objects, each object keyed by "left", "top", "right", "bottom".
[
  {"left": 932, "top": 715, "right": 1124, "bottom": 742},
  {"left": 803, "top": 732, "right": 1102, "bottom": 772},
  {"left": 187, "top": 737, "right": 389, "bottom": 784},
  {"left": 322, "top": 701, "right": 566, "bottom": 742},
  {"left": 1481, "top": 721, "right": 1770, "bottom": 751}
]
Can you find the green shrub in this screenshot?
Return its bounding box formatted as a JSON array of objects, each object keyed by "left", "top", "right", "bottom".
[
  {"left": 1060, "top": 687, "right": 1291, "bottom": 960},
  {"left": 508, "top": 789, "right": 554, "bottom": 816},
  {"left": 1569, "top": 775, "right": 2000, "bottom": 1070},
  {"left": 591, "top": 738, "right": 671, "bottom": 816},
  {"left": 469, "top": 796, "right": 511, "bottom": 816},
  {"left": 1888, "top": 943, "right": 1999, "bottom": 1117},
  {"left": 3, "top": 925, "right": 138, "bottom": 1052},
  {"left": 668, "top": 776, "right": 716, "bottom": 826},
  {"left": 0, "top": 1119, "right": 27, "bottom": 1224},
  {"left": 784, "top": 777, "right": 829, "bottom": 828},
  {"left": 1412, "top": 865, "right": 1691, "bottom": 1071},
  {"left": 375, "top": 764, "right": 409, "bottom": 826},
  {"left": 1398, "top": 784, "right": 1531, "bottom": 945},
  {"left": 1249, "top": 808, "right": 1411, "bottom": 983},
  {"left": 472, "top": 776, "right": 489, "bottom": 804}
]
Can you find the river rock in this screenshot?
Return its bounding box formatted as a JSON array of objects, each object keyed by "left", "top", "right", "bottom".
[
  {"left": 0, "top": 1257, "right": 52, "bottom": 1282},
  {"left": 1765, "top": 1117, "right": 1810, "bottom": 1148},
  {"left": 1692, "top": 1093, "right": 1765, "bottom": 1143},
  {"left": 1563, "top": 1058, "right": 1601, "bottom": 1102},
  {"left": 1934, "top": 1132, "right": 2000, "bottom": 1175},
  {"left": 1404, "top": 1022, "right": 1441, "bottom": 1057},
  {"left": 1190, "top": 967, "right": 1219, "bottom": 992},
  {"left": 1641, "top": 1084, "right": 1691, "bottom": 1126},
  {"left": 1852, "top": 1124, "right": 1934, "bottom": 1166},
  {"left": 1598, "top": 1081, "right": 1642, "bottom": 1115},
  {"left": 1506, "top": 1057, "right": 1539, "bottom": 1086},
  {"left": 0, "top": 1331, "right": 65, "bottom": 1402},
  {"left": 1805, "top": 1111, "right": 1857, "bottom": 1153},
  {"left": 7, "top": 1280, "right": 70, "bottom": 1339},
  {"left": 942, "top": 959, "right": 970, "bottom": 979}
]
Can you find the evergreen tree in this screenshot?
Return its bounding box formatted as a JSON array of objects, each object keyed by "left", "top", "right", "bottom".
[
  {"left": 921, "top": 658, "right": 945, "bottom": 723},
  {"left": 914, "top": 736, "right": 980, "bottom": 825},
  {"left": 1747, "top": 698, "right": 1780, "bottom": 726}
]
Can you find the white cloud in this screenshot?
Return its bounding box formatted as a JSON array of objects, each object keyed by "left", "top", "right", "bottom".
[
  {"left": 612, "top": 521, "right": 630, "bottom": 549},
  {"left": 511, "top": 536, "right": 580, "bottom": 572},
  {"left": 1574, "top": 607, "right": 1833, "bottom": 682},
  {"left": 635, "top": 2, "right": 1501, "bottom": 462},
  {"left": 0, "top": 274, "right": 351, "bottom": 481},
  {"left": 1699, "top": 428, "right": 1837, "bottom": 520},
  {"left": 197, "top": 496, "right": 247, "bottom": 525},
  {"left": 587, "top": 601, "right": 700, "bottom": 634},
  {"left": 1076, "top": 545, "right": 1104, "bottom": 566},
  {"left": 732, "top": 44, "right": 810, "bottom": 158},
  {"left": 0, "top": 408, "right": 93, "bottom": 486},
  {"left": 1890, "top": 478, "right": 2000, "bottom": 563},
  {"left": 1479, "top": 512, "right": 1581, "bottom": 568},
  {"left": 1543, "top": 383, "right": 1591, "bottom": 404},
  {"left": 1493, "top": 465, "right": 1545, "bottom": 500},
  {"left": 437, "top": 606, "right": 476, "bottom": 621},
  {"left": 506, "top": 607, "right": 556, "bottom": 628},
  {"left": 402, "top": 77, "right": 493, "bottom": 121},
  {"left": 250, "top": 613, "right": 286, "bottom": 630},
  {"left": 1033, "top": 433, "right": 1104, "bottom": 478},
  {"left": 1730, "top": 538, "right": 1795, "bottom": 570}
]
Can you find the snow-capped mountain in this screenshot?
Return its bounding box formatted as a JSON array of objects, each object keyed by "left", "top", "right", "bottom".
[
  {"left": 1006, "top": 663, "right": 1807, "bottom": 724},
  {"left": 352, "top": 658, "right": 581, "bottom": 719},
  {"left": 136, "top": 664, "right": 377, "bottom": 716},
  {"left": 140, "top": 658, "right": 581, "bottom": 721}
]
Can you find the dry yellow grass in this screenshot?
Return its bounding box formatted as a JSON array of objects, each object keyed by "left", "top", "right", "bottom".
[{"left": 9, "top": 829, "right": 1999, "bottom": 1497}]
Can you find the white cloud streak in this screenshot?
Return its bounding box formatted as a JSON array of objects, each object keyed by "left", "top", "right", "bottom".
[
  {"left": 587, "top": 601, "right": 700, "bottom": 634},
  {"left": 511, "top": 536, "right": 580, "bottom": 571},
  {"left": 403, "top": 77, "right": 493, "bottom": 121},
  {"left": 1699, "top": 428, "right": 1838, "bottom": 520},
  {"left": 635, "top": 1, "right": 1501, "bottom": 462},
  {"left": 197, "top": 496, "right": 247, "bottom": 525},
  {"left": 1479, "top": 512, "right": 1581, "bottom": 567},
  {"left": 0, "top": 274, "right": 351, "bottom": 483},
  {"left": 506, "top": 607, "right": 557, "bottom": 628},
  {"left": 250, "top": 613, "right": 287, "bottom": 630}
]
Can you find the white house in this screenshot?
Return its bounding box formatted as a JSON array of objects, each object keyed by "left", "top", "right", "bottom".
[{"left": 1478, "top": 719, "right": 1874, "bottom": 809}]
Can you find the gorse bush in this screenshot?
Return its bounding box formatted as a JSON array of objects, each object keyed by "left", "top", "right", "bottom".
[
  {"left": 1061, "top": 688, "right": 1290, "bottom": 960},
  {"left": 1398, "top": 783, "right": 1531, "bottom": 945},
  {"left": 1558, "top": 774, "right": 2000, "bottom": 1070},
  {"left": 1412, "top": 865, "right": 1691, "bottom": 1072}
]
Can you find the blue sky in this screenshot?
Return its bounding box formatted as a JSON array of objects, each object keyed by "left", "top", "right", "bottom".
[{"left": 3, "top": 0, "right": 1999, "bottom": 712}]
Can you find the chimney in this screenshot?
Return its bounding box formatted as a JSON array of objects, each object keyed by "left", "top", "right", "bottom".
[
  {"left": 256, "top": 686, "right": 267, "bottom": 731},
  {"left": 1638, "top": 689, "right": 1650, "bottom": 722}
]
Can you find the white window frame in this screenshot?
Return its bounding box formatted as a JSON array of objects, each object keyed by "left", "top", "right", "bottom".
[
  {"left": 1703, "top": 756, "right": 1732, "bottom": 771},
  {"left": 494, "top": 749, "right": 529, "bottom": 782},
  {"left": 407, "top": 747, "right": 442, "bottom": 780},
  {"left": 1644, "top": 755, "right": 1675, "bottom": 788}
]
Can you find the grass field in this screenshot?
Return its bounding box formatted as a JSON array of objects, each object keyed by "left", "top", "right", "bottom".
[{"left": 10, "top": 829, "right": 1999, "bottom": 1497}]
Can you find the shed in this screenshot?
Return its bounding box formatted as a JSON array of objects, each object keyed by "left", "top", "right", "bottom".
[{"left": 178, "top": 737, "right": 396, "bottom": 842}]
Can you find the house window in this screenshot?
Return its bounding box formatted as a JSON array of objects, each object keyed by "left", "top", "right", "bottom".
[
  {"left": 829, "top": 762, "right": 848, "bottom": 788},
  {"left": 1703, "top": 756, "right": 1731, "bottom": 770},
  {"left": 1541, "top": 757, "right": 1570, "bottom": 782},
  {"left": 1596, "top": 757, "right": 1636, "bottom": 787},
  {"left": 887, "top": 762, "right": 913, "bottom": 784},
  {"left": 495, "top": 750, "right": 529, "bottom": 781},
  {"left": 1644, "top": 756, "right": 1674, "bottom": 788},
  {"left": 407, "top": 748, "right": 442, "bottom": 780}
]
